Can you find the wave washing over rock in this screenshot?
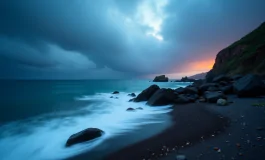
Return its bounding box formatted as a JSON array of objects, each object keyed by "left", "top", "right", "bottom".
[{"left": 0, "top": 91, "right": 173, "bottom": 160}]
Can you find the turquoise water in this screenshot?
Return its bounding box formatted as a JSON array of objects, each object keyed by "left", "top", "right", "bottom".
[{"left": 0, "top": 80, "right": 189, "bottom": 160}]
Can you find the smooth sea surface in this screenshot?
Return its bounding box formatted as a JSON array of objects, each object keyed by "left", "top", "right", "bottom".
[{"left": 0, "top": 80, "right": 189, "bottom": 160}]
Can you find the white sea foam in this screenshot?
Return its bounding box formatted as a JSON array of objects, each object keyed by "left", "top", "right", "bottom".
[{"left": 0, "top": 92, "right": 172, "bottom": 160}]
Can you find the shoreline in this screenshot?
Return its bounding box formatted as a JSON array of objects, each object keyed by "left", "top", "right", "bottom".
[
  {"left": 104, "top": 103, "right": 230, "bottom": 160},
  {"left": 104, "top": 96, "right": 265, "bottom": 160}
]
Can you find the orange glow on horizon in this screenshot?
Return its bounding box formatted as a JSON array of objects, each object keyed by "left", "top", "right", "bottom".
[
  {"left": 189, "top": 59, "right": 215, "bottom": 72},
  {"left": 142, "top": 59, "right": 215, "bottom": 79}
]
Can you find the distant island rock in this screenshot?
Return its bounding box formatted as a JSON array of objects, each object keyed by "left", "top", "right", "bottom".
[
  {"left": 175, "top": 76, "right": 200, "bottom": 82},
  {"left": 153, "top": 75, "right": 169, "bottom": 82}
]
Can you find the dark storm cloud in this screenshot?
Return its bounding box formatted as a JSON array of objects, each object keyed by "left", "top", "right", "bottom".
[{"left": 0, "top": 0, "right": 265, "bottom": 79}]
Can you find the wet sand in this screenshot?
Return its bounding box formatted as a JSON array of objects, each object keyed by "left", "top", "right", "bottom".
[
  {"left": 69, "top": 96, "right": 265, "bottom": 160},
  {"left": 163, "top": 95, "right": 265, "bottom": 160},
  {"left": 105, "top": 103, "right": 230, "bottom": 160}
]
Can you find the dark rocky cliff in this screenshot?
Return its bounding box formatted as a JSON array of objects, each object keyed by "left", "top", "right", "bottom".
[{"left": 206, "top": 22, "right": 265, "bottom": 81}]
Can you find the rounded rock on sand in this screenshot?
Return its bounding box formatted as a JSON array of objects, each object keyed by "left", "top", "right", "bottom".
[{"left": 217, "top": 98, "right": 227, "bottom": 106}]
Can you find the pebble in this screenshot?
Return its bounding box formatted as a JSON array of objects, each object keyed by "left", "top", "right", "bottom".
[
  {"left": 236, "top": 143, "right": 241, "bottom": 148},
  {"left": 176, "top": 155, "right": 187, "bottom": 160}
]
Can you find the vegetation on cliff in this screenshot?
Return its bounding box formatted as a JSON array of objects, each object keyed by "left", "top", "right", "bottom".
[{"left": 206, "top": 22, "right": 265, "bottom": 81}]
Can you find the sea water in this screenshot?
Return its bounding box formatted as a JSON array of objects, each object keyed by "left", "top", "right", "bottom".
[{"left": 0, "top": 80, "right": 189, "bottom": 160}]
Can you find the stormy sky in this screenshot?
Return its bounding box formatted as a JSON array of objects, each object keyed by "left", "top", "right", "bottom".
[{"left": 0, "top": 0, "right": 265, "bottom": 79}]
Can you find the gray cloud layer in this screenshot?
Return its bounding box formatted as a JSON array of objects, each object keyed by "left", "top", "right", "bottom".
[{"left": 0, "top": 0, "right": 265, "bottom": 79}]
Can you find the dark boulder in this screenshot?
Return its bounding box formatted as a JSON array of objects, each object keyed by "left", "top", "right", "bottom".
[
  {"left": 128, "top": 98, "right": 135, "bottom": 102},
  {"left": 184, "top": 87, "right": 198, "bottom": 94},
  {"left": 174, "top": 95, "right": 190, "bottom": 104},
  {"left": 153, "top": 75, "right": 169, "bottom": 82},
  {"left": 66, "top": 128, "right": 104, "bottom": 147},
  {"left": 199, "top": 83, "right": 219, "bottom": 92},
  {"left": 128, "top": 93, "right": 136, "bottom": 97},
  {"left": 233, "top": 74, "right": 265, "bottom": 97},
  {"left": 110, "top": 96, "right": 113, "bottom": 98},
  {"left": 175, "top": 87, "right": 198, "bottom": 94},
  {"left": 219, "top": 81, "right": 228, "bottom": 86},
  {"left": 185, "top": 94, "right": 199, "bottom": 102},
  {"left": 136, "top": 107, "right": 143, "bottom": 110},
  {"left": 174, "top": 87, "right": 185, "bottom": 94},
  {"left": 213, "top": 74, "right": 230, "bottom": 83},
  {"left": 231, "top": 75, "right": 243, "bottom": 81},
  {"left": 134, "top": 85, "right": 160, "bottom": 102},
  {"left": 147, "top": 89, "right": 176, "bottom": 106},
  {"left": 112, "top": 91, "right": 119, "bottom": 94},
  {"left": 126, "top": 107, "right": 135, "bottom": 111},
  {"left": 192, "top": 79, "right": 204, "bottom": 87},
  {"left": 220, "top": 85, "right": 233, "bottom": 94},
  {"left": 207, "top": 86, "right": 220, "bottom": 92},
  {"left": 204, "top": 91, "right": 226, "bottom": 103}
]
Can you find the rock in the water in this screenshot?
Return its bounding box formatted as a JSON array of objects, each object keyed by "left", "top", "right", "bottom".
[
  {"left": 233, "top": 74, "right": 265, "bottom": 97},
  {"left": 204, "top": 91, "right": 226, "bottom": 103},
  {"left": 153, "top": 75, "right": 169, "bottom": 82},
  {"left": 147, "top": 88, "right": 176, "bottom": 106},
  {"left": 128, "top": 98, "right": 135, "bottom": 102},
  {"left": 66, "top": 128, "right": 104, "bottom": 147},
  {"left": 134, "top": 85, "right": 160, "bottom": 102},
  {"left": 136, "top": 107, "right": 143, "bottom": 110},
  {"left": 213, "top": 74, "right": 230, "bottom": 83},
  {"left": 112, "top": 91, "right": 119, "bottom": 94},
  {"left": 217, "top": 98, "right": 227, "bottom": 106},
  {"left": 126, "top": 107, "right": 135, "bottom": 111},
  {"left": 174, "top": 94, "right": 190, "bottom": 104},
  {"left": 176, "top": 155, "right": 187, "bottom": 160},
  {"left": 110, "top": 96, "right": 113, "bottom": 98},
  {"left": 128, "top": 93, "right": 136, "bottom": 97}
]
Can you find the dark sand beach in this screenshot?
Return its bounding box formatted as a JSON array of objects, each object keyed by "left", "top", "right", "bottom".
[{"left": 105, "top": 96, "right": 265, "bottom": 160}]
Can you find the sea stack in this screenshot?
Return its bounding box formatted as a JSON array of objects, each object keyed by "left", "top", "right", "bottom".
[{"left": 153, "top": 75, "right": 169, "bottom": 82}]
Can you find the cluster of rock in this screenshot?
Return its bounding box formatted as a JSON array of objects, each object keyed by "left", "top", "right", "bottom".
[
  {"left": 65, "top": 74, "right": 265, "bottom": 147},
  {"left": 175, "top": 76, "right": 197, "bottom": 82},
  {"left": 131, "top": 74, "right": 265, "bottom": 107},
  {"left": 153, "top": 75, "right": 169, "bottom": 82}
]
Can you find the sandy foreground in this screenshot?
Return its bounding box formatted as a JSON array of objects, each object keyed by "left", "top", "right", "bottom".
[{"left": 105, "top": 95, "right": 265, "bottom": 160}]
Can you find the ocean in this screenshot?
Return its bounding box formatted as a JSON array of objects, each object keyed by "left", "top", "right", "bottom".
[{"left": 0, "top": 80, "right": 189, "bottom": 160}]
